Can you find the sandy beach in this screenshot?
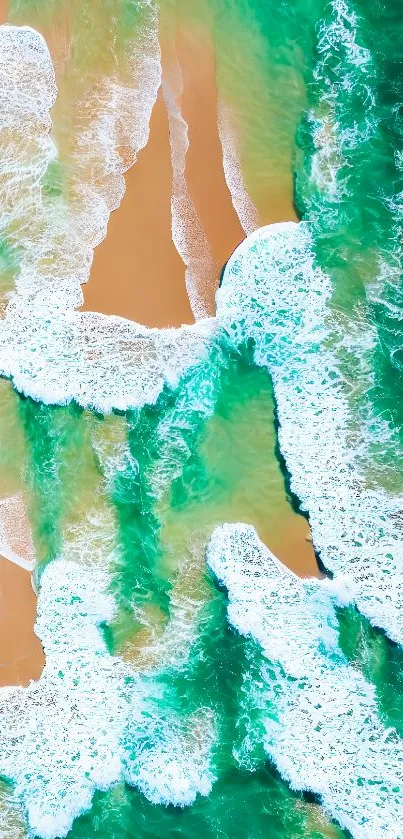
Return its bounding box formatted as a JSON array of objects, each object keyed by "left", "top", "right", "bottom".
[
  {"left": 81, "top": 20, "right": 245, "bottom": 325},
  {"left": 0, "top": 7, "right": 318, "bottom": 693},
  {"left": 0, "top": 1, "right": 44, "bottom": 689},
  {"left": 0, "top": 557, "right": 44, "bottom": 688},
  {"left": 82, "top": 88, "right": 194, "bottom": 328}
]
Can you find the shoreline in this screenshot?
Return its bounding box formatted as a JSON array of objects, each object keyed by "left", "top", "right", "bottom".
[
  {"left": 81, "top": 87, "right": 194, "bottom": 328},
  {"left": 81, "top": 20, "right": 246, "bottom": 326},
  {"left": 0, "top": 556, "right": 44, "bottom": 688},
  {"left": 0, "top": 7, "right": 319, "bottom": 695},
  {"left": 0, "top": 3, "right": 45, "bottom": 691}
]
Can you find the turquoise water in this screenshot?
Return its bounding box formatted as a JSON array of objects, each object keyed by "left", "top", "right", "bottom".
[{"left": 0, "top": 0, "right": 403, "bottom": 837}]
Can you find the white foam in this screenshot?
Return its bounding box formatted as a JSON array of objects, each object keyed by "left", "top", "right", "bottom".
[
  {"left": 217, "top": 99, "right": 258, "bottom": 236},
  {"left": 208, "top": 523, "right": 403, "bottom": 837},
  {"left": 0, "top": 23, "right": 215, "bottom": 413},
  {"left": 217, "top": 222, "right": 403, "bottom": 643},
  {"left": 0, "top": 561, "right": 127, "bottom": 838},
  {"left": 123, "top": 704, "right": 215, "bottom": 807},
  {"left": 0, "top": 558, "right": 216, "bottom": 838},
  {"left": 308, "top": 0, "right": 376, "bottom": 194},
  {"left": 162, "top": 64, "right": 219, "bottom": 320},
  {"left": 0, "top": 493, "right": 35, "bottom": 570}
]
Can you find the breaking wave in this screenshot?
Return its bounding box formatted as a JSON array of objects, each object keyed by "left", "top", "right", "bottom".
[
  {"left": 208, "top": 522, "right": 403, "bottom": 837},
  {"left": 0, "top": 23, "right": 215, "bottom": 413},
  {"left": 217, "top": 221, "right": 403, "bottom": 643},
  {"left": 0, "top": 559, "right": 216, "bottom": 839}
]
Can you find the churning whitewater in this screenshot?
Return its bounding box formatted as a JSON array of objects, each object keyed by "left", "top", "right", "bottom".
[{"left": 0, "top": 0, "right": 403, "bottom": 837}]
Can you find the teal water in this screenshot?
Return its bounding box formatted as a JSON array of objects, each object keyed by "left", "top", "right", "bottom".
[
  {"left": 0, "top": 0, "right": 403, "bottom": 837},
  {"left": 7, "top": 344, "right": 345, "bottom": 839}
]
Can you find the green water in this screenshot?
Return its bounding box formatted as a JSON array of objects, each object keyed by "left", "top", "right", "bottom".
[
  {"left": 11, "top": 341, "right": 343, "bottom": 838},
  {"left": 295, "top": 0, "right": 403, "bottom": 484},
  {"left": 1, "top": 0, "right": 403, "bottom": 836},
  {"left": 67, "top": 773, "right": 344, "bottom": 839}
]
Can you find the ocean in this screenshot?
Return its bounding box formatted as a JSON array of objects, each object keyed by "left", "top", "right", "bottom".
[{"left": 0, "top": 0, "right": 402, "bottom": 837}]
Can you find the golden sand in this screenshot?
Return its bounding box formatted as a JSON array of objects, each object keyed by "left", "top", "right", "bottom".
[
  {"left": 81, "top": 20, "right": 245, "bottom": 325},
  {"left": 0, "top": 8, "right": 318, "bottom": 693},
  {"left": 82, "top": 89, "right": 194, "bottom": 327},
  {"left": 0, "top": 557, "right": 44, "bottom": 688},
  {"left": 178, "top": 26, "right": 245, "bottom": 269}
]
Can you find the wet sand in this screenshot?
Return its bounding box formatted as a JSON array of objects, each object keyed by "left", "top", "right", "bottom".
[
  {"left": 257, "top": 185, "right": 298, "bottom": 228},
  {"left": 82, "top": 90, "right": 194, "bottom": 328},
  {"left": 261, "top": 513, "right": 320, "bottom": 578},
  {"left": 178, "top": 27, "right": 245, "bottom": 268},
  {"left": 0, "top": 557, "right": 44, "bottom": 688},
  {"left": 81, "top": 21, "right": 245, "bottom": 325}
]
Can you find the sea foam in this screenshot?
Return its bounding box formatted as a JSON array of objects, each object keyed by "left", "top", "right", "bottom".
[
  {"left": 208, "top": 523, "right": 403, "bottom": 837},
  {"left": 217, "top": 222, "right": 403, "bottom": 643},
  {"left": 217, "top": 99, "right": 258, "bottom": 236},
  {"left": 0, "top": 558, "right": 216, "bottom": 838},
  {"left": 163, "top": 64, "right": 219, "bottom": 320},
  {"left": 0, "top": 23, "right": 215, "bottom": 414},
  {"left": 0, "top": 493, "right": 35, "bottom": 571}
]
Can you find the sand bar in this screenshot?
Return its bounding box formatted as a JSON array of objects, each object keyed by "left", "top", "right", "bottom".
[
  {"left": 82, "top": 89, "right": 193, "bottom": 327},
  {"left": 0, "top": 557, "right": 44, "bottom": 688},
  {"left": 261, "top": 512, "right": 320, "bottom": 578},
  {"left": 82, "top": 20, "right": 246, "bottom": 325},
  {"left": 178, "top": 26, "right": 245, "bottom": 268}
]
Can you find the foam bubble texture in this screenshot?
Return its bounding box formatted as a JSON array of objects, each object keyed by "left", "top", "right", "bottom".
[
  {"left": 309, "top": 0, "right": 375, "bottom": 196},
  {"left": 208, "top": 523, "right": 403, "bottom": 837},
  {"left": 0, "top": 493, "right": 35, "bottom": 570},
  {"left": 0, "top": 23, "right": 215, "bottom": 413},
  {"left": 0, "top": 559, "right": 216, "bottom": 838},
  {"left": 0, "top": 561, "right": 126, "bottom": 838},
  {"left": 217, "top": 100, "right": 259, "bottom": 236},
  {"left": 163, "top": 65, "right": 219, "bottom": 320},
  {"left": 123, "top": 703, "right": 215, "bottom": 807},
  {"left": 217, "top": 222, "right": 403, "bottom": 643}
]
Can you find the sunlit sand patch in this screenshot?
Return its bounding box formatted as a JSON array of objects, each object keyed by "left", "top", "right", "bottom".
[
  {"left": 84, "top": 13, "right": 247, "bottom": 325},
  {"left": 82, "top": 87, "right": 193, "bottom": 327},
  {"left": 0, "top": 556, "right": 44, "bottom": 688},
  {"left": 162, "top": 49, "right": 219, "bottom": 320}
]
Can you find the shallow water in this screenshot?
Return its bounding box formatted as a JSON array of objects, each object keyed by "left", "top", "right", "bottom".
[{"left": 0, "top": 0, "right": 402, "bottom": 837}]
